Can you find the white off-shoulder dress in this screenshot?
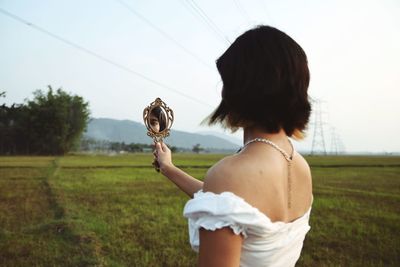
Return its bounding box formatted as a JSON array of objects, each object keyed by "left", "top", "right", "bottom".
[{"left": 183, "top": 189, "right": 313, "bottom": 267}]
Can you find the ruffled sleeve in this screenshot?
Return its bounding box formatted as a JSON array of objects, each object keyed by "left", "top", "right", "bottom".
[{"left": 183, "top": 189, "right": 266, "bottom": 252}]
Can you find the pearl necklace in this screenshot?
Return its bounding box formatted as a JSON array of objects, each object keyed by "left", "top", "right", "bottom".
[{"left": 239, "top": 137, "right": 294, "bottom": 209}]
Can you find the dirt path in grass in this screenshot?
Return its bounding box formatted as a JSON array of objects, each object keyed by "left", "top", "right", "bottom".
[{"left": 42, "top": 158, "right": 107, "bottom": 266}]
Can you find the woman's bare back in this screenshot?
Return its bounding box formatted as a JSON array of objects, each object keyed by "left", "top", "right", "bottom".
[{"left": 203, "top": 140, "right": 313, "bottom": 224}]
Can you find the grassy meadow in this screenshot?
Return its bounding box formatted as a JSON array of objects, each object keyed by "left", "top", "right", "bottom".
[{"left": 0, "top": 154, "right": 399, "bottom": 266}]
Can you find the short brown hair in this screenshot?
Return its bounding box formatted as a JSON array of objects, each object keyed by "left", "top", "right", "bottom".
[{"left": 206, "top": 25, "right": 311, "bottom": 139}]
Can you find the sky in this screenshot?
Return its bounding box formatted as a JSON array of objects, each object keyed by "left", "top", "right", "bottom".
[{"left": 1, "top": 0, "right": 399, "bottom": 153}]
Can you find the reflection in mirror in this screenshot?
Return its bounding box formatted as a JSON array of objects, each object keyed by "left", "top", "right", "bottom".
[
  {"left": 143, "top": 98, "right": 174, "bottom": 172},
  {"left": 149, "top": 106, "right": 167, "bottom": 133}
]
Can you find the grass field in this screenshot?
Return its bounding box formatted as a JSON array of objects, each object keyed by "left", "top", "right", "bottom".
[{"left": 0, "top": 154, "right": 399, "bottom": 266}]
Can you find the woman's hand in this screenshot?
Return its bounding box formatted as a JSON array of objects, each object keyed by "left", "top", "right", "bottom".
[
  {"left": 154, "top": 142, "right": 174, "bottom": 174},
  {"left": 153, "top": 142, "right": 203, "bottom": 197}
]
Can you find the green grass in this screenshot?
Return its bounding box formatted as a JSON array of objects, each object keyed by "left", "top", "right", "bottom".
[
  {"left": 0, "top": 154, "right": 399, "bottom": 266},
  {"left": 301, "top": 167, "right": 400, "bottom": 266}
]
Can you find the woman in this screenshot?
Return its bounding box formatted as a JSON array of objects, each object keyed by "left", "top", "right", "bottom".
[{"left": 154, "top": 25, "right": 313, "bottom": 267}]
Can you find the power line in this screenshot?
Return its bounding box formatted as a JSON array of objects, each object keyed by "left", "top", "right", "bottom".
[
  {"left": 233, "top": 0, "right": 251, "bottom": 25},
  {"left": 0, "top": 7, "right": 213, "bottom": 108},
  {"left": 258, "top": 0, "right": 275, "bottom": 25},
  {"left": 114, "top": 0, "right": 213, "bottom": 70},
  {"left": 181, "top": 0, "right": 231, "bottom": 45},
  {"left": 189, "top": 0, "right": 231, "bottom": 44},
  {"left": 180, "top": 0, "right": 224, "bottom": 44}
]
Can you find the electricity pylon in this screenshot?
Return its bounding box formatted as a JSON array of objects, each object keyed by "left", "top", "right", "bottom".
[{"left": 310, "top": 99, "right": 327, "bottom": 155}]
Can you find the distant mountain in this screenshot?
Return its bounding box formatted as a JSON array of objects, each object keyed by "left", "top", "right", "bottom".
[
  {"left": 84, "top": 118, "right": 240, "bottom": 150},
  {"left": 197, "top": 130, "right": 242, "bottom": 146}
]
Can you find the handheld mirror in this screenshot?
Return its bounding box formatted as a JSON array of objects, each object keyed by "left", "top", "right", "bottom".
[{"left": 143, "top": 98, "right": 174, "bottom": 171}]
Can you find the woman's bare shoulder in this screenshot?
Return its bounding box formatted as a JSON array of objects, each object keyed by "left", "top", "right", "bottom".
[
  {"left": 202, "top": 153, "right": 258, "bottom": 194},
  {"left": 293, "top": 151, "right": 312, "bottom": 179},
  {"left": 293, "top": 151, "right": 313, "bottom": 188}
]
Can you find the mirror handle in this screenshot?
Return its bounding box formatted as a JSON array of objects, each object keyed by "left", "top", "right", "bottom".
[{"left": 152, "top": 158, "right": 160, "bottom": 172}]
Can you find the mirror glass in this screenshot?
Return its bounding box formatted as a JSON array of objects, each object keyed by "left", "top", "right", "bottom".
[{"left": 148, "top": 106, "right": 167, "bottom": 133}]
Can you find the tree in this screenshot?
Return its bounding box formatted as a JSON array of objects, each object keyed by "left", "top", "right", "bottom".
[
  {"left": 27, "top": 86, "right": 90, "bottom": 154},
  {"left": 0, "top": 86, "right": 90, "bottom": 155},
  {"left": 192, "top": 143, "right": 203, "bottom": 154}
]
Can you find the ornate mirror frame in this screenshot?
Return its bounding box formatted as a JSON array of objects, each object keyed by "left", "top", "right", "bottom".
[{"left": 143, "top": 98, "right": 174, "bottom": 143}]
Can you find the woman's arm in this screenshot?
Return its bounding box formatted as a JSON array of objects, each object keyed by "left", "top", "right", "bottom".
[
  {"left": 155, "top": 142, "right": 203, "bottom": 198},
  {"left": 198, "top": 160, "right": 244, "bottom": 267},
  {"left": 199, "top": 227, "right": 243, "bottom": 267}
]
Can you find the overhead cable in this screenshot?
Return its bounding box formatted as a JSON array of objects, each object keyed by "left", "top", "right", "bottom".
[
  {"left": 258, "top": 0, "right": 275, "bottom": 25},
  {"left": 0, "top": 7, "right": 213, "bottom": 108},
  {"left": 181, "top": 0, "right": 231, "bottom": 45},
  {"left": 114, "top": 0, "right": 213, "bottom": 70},
  {"left": 233, "top": 0, "right": 251, "bottom": 25}
]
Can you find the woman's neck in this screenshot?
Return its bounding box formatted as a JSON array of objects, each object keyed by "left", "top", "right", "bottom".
[{"left": 243, "top": 127, "right": 288, "bottom": 146}]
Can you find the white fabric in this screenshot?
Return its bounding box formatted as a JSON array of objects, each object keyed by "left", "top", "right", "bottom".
[{"left": 183, "top": 189, "right": 312, "bottom": 267}]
